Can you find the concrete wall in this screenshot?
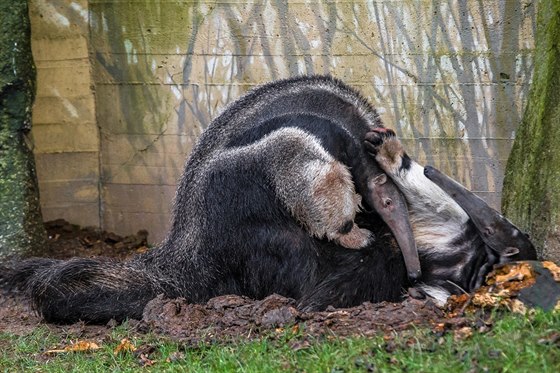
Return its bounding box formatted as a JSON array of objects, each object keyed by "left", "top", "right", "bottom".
[
  {"left": 30, "top": 0, "right": 536, "bottom": 244},
  {"left": 30, "top": 0, "right": 100, "bottom": 228}
]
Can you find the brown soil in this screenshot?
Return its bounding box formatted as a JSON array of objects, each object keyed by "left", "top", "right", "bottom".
[
  {"left": 140, "top": 294, "right": 470, "bottom": 345},
  {"left": 2, "top": 220, "right": 556, "bottom": 344},
  {"left": 0, "top": 220, "right": 150, "bottom": 337}
]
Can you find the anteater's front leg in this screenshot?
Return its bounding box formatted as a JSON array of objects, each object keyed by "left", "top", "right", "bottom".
[{"left": 364, "top": 128, "right": 410, "bottom": 178}]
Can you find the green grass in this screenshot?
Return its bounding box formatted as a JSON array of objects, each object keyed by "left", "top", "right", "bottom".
[{"left": 1, "top": 310, "right": 559, "bottom": 372}]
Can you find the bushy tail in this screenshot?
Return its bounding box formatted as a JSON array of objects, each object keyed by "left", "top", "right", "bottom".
[{"left": 2, "top": 256, "right": 168, "bottom": 324}]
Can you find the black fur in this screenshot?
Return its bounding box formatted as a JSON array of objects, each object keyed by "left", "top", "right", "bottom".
[
  {"left": 418, "top": 222, "right": 499, "bottom": 295},
  {"left": 400, "top": 154, "right": 412, "bottom": 171},
  {"left": 1, "top": 76, "right": 517, "bottom": 323}
]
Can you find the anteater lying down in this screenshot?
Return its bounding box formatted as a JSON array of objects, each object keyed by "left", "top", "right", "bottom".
[{"left": 2, "top": 76, "right": 536, "bottom": 324}]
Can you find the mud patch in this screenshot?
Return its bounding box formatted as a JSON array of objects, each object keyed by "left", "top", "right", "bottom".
[
  {"left": 141, "top": 294, "right": 466, "bottom": 343},
  {"left": 40, "top": 219, "right": 149, "bottom": 260}
]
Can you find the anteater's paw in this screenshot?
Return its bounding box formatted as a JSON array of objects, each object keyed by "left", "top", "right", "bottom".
[
  {"left": 364, "top": 128, "right": 404, "bottom": 174},
  {"left": 333, "top": 224, "right": 374, "bottom": 250},
  {"left": 363, "top": 127, "right": 396, "bottom": 154}
]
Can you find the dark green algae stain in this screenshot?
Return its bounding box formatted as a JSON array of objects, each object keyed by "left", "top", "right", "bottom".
[
  {"left": 502, "top": 0, "right": 560, "bottom": 261},
  {"left": 0, "top": 0, "right": 46, "bottom": 259}
]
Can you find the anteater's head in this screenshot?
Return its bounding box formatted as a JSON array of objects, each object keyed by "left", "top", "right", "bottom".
[
  {"left": 418, "top": 166, "right": 537, "bottom": 303},
  {"left": 424, "top": 166, "right": 536, "bottom": 262}
]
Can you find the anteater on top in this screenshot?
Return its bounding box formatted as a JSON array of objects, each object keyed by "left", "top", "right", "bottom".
[{"left": 4, "top": 76, "right": 536, "bottom": 324}]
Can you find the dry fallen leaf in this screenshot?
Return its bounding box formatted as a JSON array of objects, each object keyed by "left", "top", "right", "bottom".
[
  {"left": 494, "top": 262, "right": 534, "bottom": 284},
  {"left": 114, "top": 338, "right": 137, "bottom": 355},
  {"left": 509, "top": 299, "right": 527, "bottom": 315},
  {"left": 138, "top": 353, "right": 156, "bottom": 367},
  {"left": 543, "top": 261, "right": 560, "bottom": 282},
  {"left": 472, "top": 292, "right": 501, "bottom": 308},
  {"left": 449, "top": 262, "right": 538, "bottom": 311},
  {"left": 433, "top": 323, "right": 446, "bottom": 334},
  {"left": 453, "top": 326, "right": 473, "bottom": 342},
  {"left": 45, "top": 341, "right": 100, "bottom": 354}
]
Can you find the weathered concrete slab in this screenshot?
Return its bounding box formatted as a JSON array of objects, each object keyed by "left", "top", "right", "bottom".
[{"left": 29, "top": 0, "right": 536, "bottom": 244}]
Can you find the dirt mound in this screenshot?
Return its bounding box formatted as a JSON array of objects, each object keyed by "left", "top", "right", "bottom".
[{"left": 140, "top": 293, "right": 464, "bottom": 343}]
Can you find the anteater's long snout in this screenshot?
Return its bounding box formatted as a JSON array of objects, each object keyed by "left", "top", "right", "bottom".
[
  {"left": 424, "top": 165, "right": 537, "bottom": 261},
  {"left": 368, "top": 173, "right": 422, "bottom": 281}
]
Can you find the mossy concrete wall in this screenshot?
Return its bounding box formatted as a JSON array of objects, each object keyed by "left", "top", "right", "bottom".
[
  {"left": 30, "top": 0, "right": 536, "bottom": 244},
  {"left": 29, "top": 0, "right": 100, "bottom": 228},
  {"left": 502, "top": 0, "right": 560, "bottom": 262}
]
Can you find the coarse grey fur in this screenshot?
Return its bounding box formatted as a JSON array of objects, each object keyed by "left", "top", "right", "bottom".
[
  {"left": 2, "top": 76, "right": 407, "bottom": 323},
  {"left": 211, "top": 126, "right": 372, "bottom": 249},
  {"left": 1, "top": 75, "right": 535, "bottom": 324}
]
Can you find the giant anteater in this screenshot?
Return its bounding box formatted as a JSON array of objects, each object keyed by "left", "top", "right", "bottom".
[{"left": 2, "top": 75, "right": 536, "bottom": 324}]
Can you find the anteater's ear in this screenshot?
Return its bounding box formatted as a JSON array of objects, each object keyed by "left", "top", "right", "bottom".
[{"left": 423, "top": 166, "right": 537, "bottom": 261}]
